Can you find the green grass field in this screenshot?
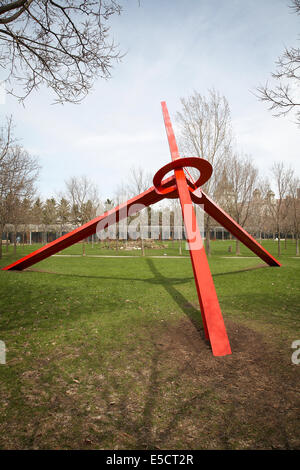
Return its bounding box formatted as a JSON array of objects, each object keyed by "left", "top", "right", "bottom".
[{"left": 0, "top": 239, "right": 299, "bottom": 449}]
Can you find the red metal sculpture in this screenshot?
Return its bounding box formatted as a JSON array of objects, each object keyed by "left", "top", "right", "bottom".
[{"left": 2, "top": 102, "right": 281, "bottom": 356}]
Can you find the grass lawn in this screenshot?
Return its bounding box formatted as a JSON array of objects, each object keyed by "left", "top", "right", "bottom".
[{"left": 0, "top": 239, "right": 299, "bottom": 449}]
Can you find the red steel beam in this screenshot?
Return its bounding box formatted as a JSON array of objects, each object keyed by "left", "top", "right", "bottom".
[
  {"left": 161, "top": 101, "right": 232, "bottom": 356},
  {"left": 2, "top": 176, "right": 176, "bottom": 272},
  {"left": 198, "top": 190, "right": 281, "bottom": 267}
]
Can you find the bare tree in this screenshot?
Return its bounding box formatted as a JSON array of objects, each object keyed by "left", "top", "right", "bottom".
[
  {"left": 0, "top": 141, "right": 39, "bottom": 257},
  {"left": 217, "top": 153, "right": 258, "bottom": 254},
  {"left": 57, "top": 197, "right": 70, "bottom": 237},
  {"left": 247, "top": 178, "right": 271, "bottom": 241},
  {"left": 65, "top": 175, "right": 99, "bottom": 221},
  {"left": 0, "top": 0, "right": 123, "bottom": 103},
  {"left": 287, "top": 175, "right": 300, "bottom": 255},
  {"left": 267, "top": 162, "right": 294, "bottom": 257},
  {"left": 176, "top": 89, "right": 232, "bottom": 255},
  {"left": 256, "top": 0, "right": 300, "bottom": 126},
  {"left": 126, "top": 166, "right": 152, "bottom": 254},
  {"left": 126, "top": 166, "right": 152, "bottom": 197},
  {"left": 64, "top": 175, "right": 99, "bottom": 255}
]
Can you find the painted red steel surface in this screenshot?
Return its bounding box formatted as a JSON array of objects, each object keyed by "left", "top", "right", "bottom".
[
  {"left": 160, "top": 101, "right": 232, "bottom": 356},
  {"left": 153, "top": 157, "right": 212, "bottom": 196},
  {"left": 2, "top": 176, "right": 176, "bottom": 271},
  {"left": 196, "top": 190, "right": 281, "bottom": 267},
  {"left": 2, "top": 101, "right": 281, "bottom": 356}
]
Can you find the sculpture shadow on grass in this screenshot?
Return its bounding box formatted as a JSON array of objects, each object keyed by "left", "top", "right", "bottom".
[{"left": 144, "top": 257, "right": 208, "bottom": 344}]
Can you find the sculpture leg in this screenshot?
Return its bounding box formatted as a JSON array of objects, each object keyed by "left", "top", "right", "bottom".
[
  {"left": 196, "top": 191, "right": 281, "bottom": 267},
  {"left": 2, "top": 176, "right": 176, "bottom": 271},
  {"left": 175, "top": 165, "right": 232, "bottom": 356},
  {"left": 161, "top": 101, "right": 231, "bottom": 356}
]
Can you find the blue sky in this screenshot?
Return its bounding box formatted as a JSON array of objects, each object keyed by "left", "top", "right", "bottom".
[{"left": 1, "top": 0, "right": 300, "bottom": 200}]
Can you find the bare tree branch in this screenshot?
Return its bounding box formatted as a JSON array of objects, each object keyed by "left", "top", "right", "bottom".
[
  {"left": 0, "top": 0, "right": 123, "bottom": 103},
  {"left": 256, "top": 0, "right": 300, "bottom": 126},
  {"left": 0, "top": 1, "right": 28, "bottom": 16}
]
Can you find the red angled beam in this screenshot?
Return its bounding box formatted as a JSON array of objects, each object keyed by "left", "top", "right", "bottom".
[
  {"left": 2, "top": 176, "right": 176, "bottom": 272},
  {"left": 161, "top": 101, "right": 232, "bottom": 356},
  {"left": 199, "top": 190, "right": 281, "bottom": 267}
]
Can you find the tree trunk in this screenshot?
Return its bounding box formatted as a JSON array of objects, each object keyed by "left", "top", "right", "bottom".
[
  {"left": 296, "top": 234, "right": 299, "bottom": 256},
  {"left": 277, "top": 227, "right": 281, "bottom": 257},
  {"left": 82, "top": 242, "right": 86, "bottom": 256},
  {"left": 6, "top": 231, "right": 9, "bottom": 253},
  {"left": 13, "top": 229, "right": 17, "bottom": 255},
  {"left": 205, "top": 216, "right": 211, "bottom": 256},
  {"left": 236, "top": 239, "right": 240, "bottom": 255},
  {"left": 284, "top": 233, "right": 287, "bottom": 250},
  {"left": 179, "top": 240, "right": 182, "bottom": 255},
  {"left": 0, "top": 229, "right": 3, "bottom": 259}
]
